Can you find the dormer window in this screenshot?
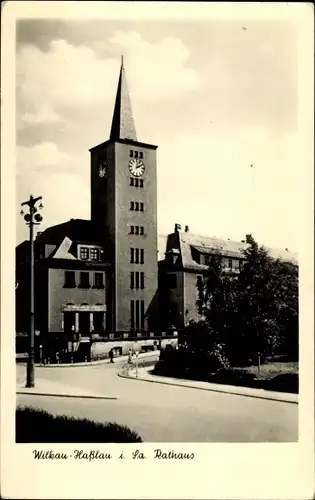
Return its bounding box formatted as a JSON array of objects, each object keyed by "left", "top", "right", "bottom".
[{"left": 80, "top": 247, "right": 89, "bottom": 260}]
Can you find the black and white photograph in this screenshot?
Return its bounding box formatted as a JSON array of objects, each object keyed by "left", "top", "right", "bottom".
[{"left": 1, "top": 1, "right": 314, "bottom": 499}]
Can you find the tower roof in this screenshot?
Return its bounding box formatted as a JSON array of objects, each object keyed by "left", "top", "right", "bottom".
[{"left": 109, "top": 57, "right": 137, "bottom": 141}]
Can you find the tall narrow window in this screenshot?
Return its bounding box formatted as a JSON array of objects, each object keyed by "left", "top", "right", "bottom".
[
  {"left": 130, "top": 201, "right": 134, "bottom": 211},
  {"left": 229, "top": 259, "right": 233, "bottom": 269},
  {"left": 130, "top": 300, "right": 135, "bottom": 331},
  {"left": 94, "top": 272, "right": 104, "bottom": 288},
  {"left": 135, "top": 179, "right": 139, "bottom": 187},
  {"left": 140, "top": 249, "right": 144, "bottom": 264},
  {"left": 130, "top": 272, "right": 134, "bottom": 289},
  {"left": 135, "top": 202, "right": 139, "bottom": 211},
  {"left": 134, "top": 151, "right": 138, "bottom": 159},
  {"left": 64, "top": 271, "right": 76, "bottom": 288},
  {"left": 130, "top": 248, "right": 134, "bottom": 264},
  {"left": 135, "top": 226, "right": 139, "bottom": 235},
  {"left": 130, "top": 225, "right": 134, "bottom": 234},
  {"left": 140, "top": 179, "right": 144, "bottom": 188},
  {"left": 135, "top": 248, "right": 139, "bottom": 264},
  {"left": 129, "top": 150, "right": 133, "bottom": 158},
  {"left": 79, "top": 272, "right": 90, "bottom": 288},
  {"left": 130, "top": 177, "right": 134, "bottom": 186},
  {"left": 140, "top": 272, "right": 144, "bottom": 289},
  {"left": 139, "top": 152, "right": 143, "bottom": 159},
  {"left": 135, "top": 300, "right": 140, "bottom": 330},
  {"left": 135, "top": 272, "right": 140, "bottom": 289},
  {"left": 140, "top": 202, "right": 144, "bottom": 212},
  {"left": 140, "top": 226, "right": 144, "bottom": 235},
  {"left": 140, "top": 300, "right": 145, "bottom": 330}
]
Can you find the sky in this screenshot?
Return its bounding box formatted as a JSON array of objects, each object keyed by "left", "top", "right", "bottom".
[{"left": 16, "top": 14, "right": 304, "bottom": 253}]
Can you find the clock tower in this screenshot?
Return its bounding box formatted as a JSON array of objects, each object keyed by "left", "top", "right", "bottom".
[{"left": 90, "top": 58, "right": 158, "bottom": 333}]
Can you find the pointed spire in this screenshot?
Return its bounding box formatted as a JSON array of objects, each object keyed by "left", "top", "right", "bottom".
[{"left": 110, "top": 57, "right": 137, "bottom": 141}]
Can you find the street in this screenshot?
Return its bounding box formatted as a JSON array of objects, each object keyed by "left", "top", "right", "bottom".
[{"left": 16, "top": 359, "right": 298, "bottom": 442}]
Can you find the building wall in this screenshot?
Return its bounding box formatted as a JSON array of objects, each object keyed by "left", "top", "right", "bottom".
[
  {"left": 184, "top": 271, "right": 202, "bottom": 325},
  {"left": 91, "top": 140, "right": 158, "bottom": 332},
  {"left": 114, "top": 142, "right": 158, "bottom": 332},
  {"left": 48, "top": 268, "right": 107, "bottom": 333}
]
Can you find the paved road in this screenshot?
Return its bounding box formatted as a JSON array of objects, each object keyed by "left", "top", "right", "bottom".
[{"left": 16, "top": 360, "right": 298, "bottom": 442}]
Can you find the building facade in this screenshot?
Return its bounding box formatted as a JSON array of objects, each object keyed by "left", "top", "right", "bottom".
[{"left": 16, "top": 59, "right": 298, "bottom": 357}]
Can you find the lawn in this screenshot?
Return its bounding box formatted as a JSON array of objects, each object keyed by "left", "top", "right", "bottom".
[{"left": 241, "top": 361, "right": 298, "bottom": 380}]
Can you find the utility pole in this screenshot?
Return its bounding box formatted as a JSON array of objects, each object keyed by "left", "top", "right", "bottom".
[{"left": 20, "top": 195, "right": 43, "bottom": 388}]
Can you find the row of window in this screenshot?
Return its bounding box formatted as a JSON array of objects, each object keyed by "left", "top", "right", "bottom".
[
  {"left": 64, "top": 311, "right": 105, "bottom": 334},
  {"left": 64, "top": 271, "right": 104, "bottom": 289},
  {"left": 130, "top": 248, "right": 144, "bottom": 264},
  {"left": 130, "top": 271, "right": 145, "bottom": 289},
  {"left": 130, "top": 178, "right": 144, "bottom": 187},
  {"left": 130, "top": 201, "right": 144, "bottom": 211},
  {"left": 80, "top": 247, "right": 104, "bottom": 262},
  {"left": 202, "top": 254, "right": 243, "bottom": 270},
  {"left": 129, "top": 150, "right": 143, "bottom": 159},
  {"left": 130, "top": 225, "right": 144, "bottom": 235},
  {"left": 130, "top": 300, "right": 145, "bottom": 330}
]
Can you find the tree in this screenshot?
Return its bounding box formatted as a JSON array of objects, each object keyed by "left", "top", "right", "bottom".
[{"left": 197, "top": 234, "right": 298, "bottom": 365}]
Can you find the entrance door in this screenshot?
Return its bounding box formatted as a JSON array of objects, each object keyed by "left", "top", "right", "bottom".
[{"left": 79, "top": 312, "right": 90, "bottom": 336}]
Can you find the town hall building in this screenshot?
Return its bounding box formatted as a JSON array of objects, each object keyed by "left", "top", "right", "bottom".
[{"left": 15, "top": 58, "right": 298, "bottom": 360}]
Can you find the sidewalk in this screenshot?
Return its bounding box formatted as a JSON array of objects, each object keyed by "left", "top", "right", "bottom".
[
  {"left": 120, "top": 366, "right": 298, "bottom": 404},
  {"left": 17, "top": 351, "right": 159, "bottom": 368},
  {"left": 17, "top": 378, "right": 118, "bottom": 400}
]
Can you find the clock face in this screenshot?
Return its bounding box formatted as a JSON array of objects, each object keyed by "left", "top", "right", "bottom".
[
  {"left": 129, "top": 158, "right": 145, "bottom": 177},
  {"left": 98, "top": 160, "right": 107, "bottom": 178}
]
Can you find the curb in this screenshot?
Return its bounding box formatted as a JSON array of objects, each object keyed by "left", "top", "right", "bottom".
[
  {"left": 118, "top": 372, "right": 298, "bottom": 405},
  {"left": 17, "top": 390, "right": 118, "bottom": 400}
]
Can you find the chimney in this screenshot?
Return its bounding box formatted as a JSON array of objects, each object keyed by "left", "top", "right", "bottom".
[
  {"left": 174, "top": 223, "right": 181, "bottom": 232},
  {"left": 185, "top": 225, "right": 189, "bottom": 233}
]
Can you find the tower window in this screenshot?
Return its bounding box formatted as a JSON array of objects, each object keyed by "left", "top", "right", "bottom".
[
  {"left": 139, "top": 152, "right": 143, "bottom": 159},
  {"left": 129, "top": 150, "right": 133, "bottom": 158},
  {"left": 140, "top": 300, "right": 145, "bottom": 330},
  {"left": 135, "top": 202, "right": 139, "bottom": 211},
  {"left": 130, "top": 272, "right": 134, "bottom": 289},
  {"left": 130, "top": 201, "right": 134, "bottom": 211},
  {"left": 135, "top": 300, "right": 140, "bottom": 329},
  {"left": 135, "top": 271, "right": 140, "bottom": 289},
  {"left": 135, "top": 179, "right": 139, "bottom": 187},
  {"left": 130, "top": 300, "right": 135, "bottom": 331},
  {"left": 79, "top": 272, "right": 90, "bottom": 288},
  {"left": 139, "top": 179, "right": 144, "bottom": 188},
  {"left": 135, "top": 248, "right": 139, "bottom": 264},
  {"left": 134, "top": 151, "right": 138, "bottom": 159},
  {"left": 140, "top": 226, "right": 144, "bottom": 235},
  {"left": 64, "top": 271, "right": 76, "bottom": 288},
  {"left": 130, "top": 177, "right": 134, "bottom": 186},
  {"left": 140, "top": 203, "right": 144, "bottom": 212},
  {"left": 140, "top": 272, "right": 144, "bottom": 289},
  {"left": 130, "top": 248, "right": 134, "bottom": 264},
  {"left": 140, "top": 249, "right": 144, "bottom": 264},
  {"left": 135, "top": 226, "right": 139, "bottom": 235},
  {"left": 130, "top": 225, "right": 134, "bottom": 234}
]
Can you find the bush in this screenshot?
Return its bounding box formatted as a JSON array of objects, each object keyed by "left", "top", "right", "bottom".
[
  {"left": 16, "top": 407, "right": 143, "bottom": 443},
  {"left": 267, "top": 373, "right": 299, "bottom": 393},
  {"left": 212, "top": 367, "right": 257, "bottom": 386}
]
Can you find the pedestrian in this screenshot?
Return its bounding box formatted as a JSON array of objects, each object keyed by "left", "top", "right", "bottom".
[
  {"left": 109, "top": 348, "right": 114, "bottom": 363},
  {"left": 128, "top": 349, "right": 132, "bottom": 364}
]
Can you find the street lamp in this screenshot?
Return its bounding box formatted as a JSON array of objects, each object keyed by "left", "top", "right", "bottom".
[{"left": 20, "top": 195, "right": 43, "bottom": 388}]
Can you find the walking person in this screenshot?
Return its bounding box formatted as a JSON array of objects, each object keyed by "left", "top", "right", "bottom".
[
  {"left": 128, "top": 349, "right": 132, "bottom": 364},
  {"left": 109, "top": 348, "right": 114, "bottom": 363}
]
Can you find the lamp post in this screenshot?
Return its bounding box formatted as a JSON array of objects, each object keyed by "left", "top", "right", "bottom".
[{"left": 20, "top": 195, "right": 43, "bottom": 388}]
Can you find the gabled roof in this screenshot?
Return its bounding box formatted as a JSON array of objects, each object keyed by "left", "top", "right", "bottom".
[
  {"left": 36, "top": 219, "right": 103, "bottom": 246},
  {"left": 160, "top": 230, "right": 298, "bottom": 270}
]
